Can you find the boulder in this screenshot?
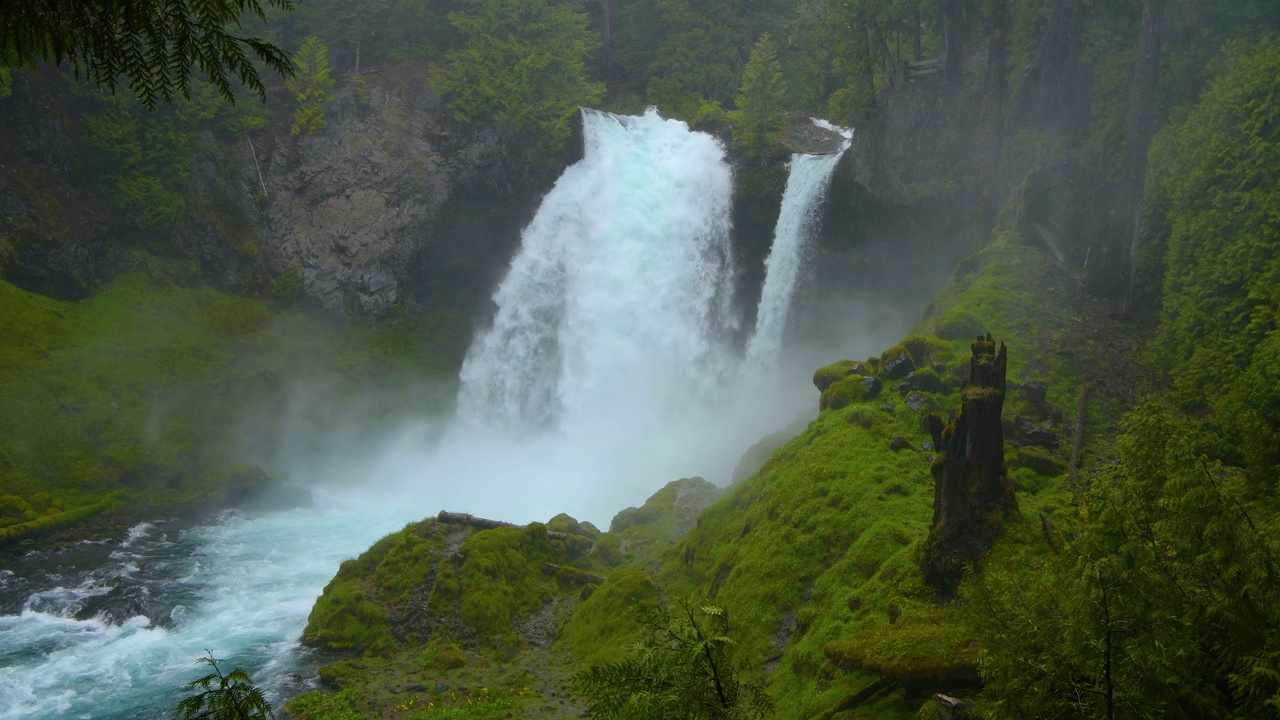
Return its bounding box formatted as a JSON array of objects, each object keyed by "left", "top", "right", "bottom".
[{"left": 880, "top": 345, "right": 916, "bottom": 380}]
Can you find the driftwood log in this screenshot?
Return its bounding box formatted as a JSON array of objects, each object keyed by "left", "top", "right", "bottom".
[
  {"left": 436, "top": 511, "right": 518, "bottom": 530},
  {"left": 920, "top": 334, "right": 1018, "bottom": 597}
]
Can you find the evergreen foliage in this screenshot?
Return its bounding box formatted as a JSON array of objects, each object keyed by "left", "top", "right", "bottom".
[
  {"left": 286, "top": 36, "right": 336, "bottom": 135},
  {"left": 433, "top": 0, "right": 604, "bottom": 165},
  {"left": 643, "top": 0, "right": 746, "bottom": 120},
  {"left": 970, "top": 402, "right": 1280, "bottom": 718},
  {"left": 732, "top": 34, "right": 786, "bottom": 158},
  {"left": 177, "top": 653, "right": 274, "bottom": 720},
  {"left": 1149, "top": 36, "right": 1280, "bottom": 415},
  {"left": 0, "top": 0, "right": 293, "bottom": 107},
  {"left": 571, "top": 599, "right": 774, "bottom": 720}
]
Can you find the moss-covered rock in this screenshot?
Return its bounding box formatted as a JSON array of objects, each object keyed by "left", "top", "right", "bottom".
[
  {"left": 879, "top": 344, "right": 916, "bottom": 379},
  {"left": 819, "top": 374, "right": 868, "bottom": 411},
  {"left": 824, "top": 611, "right": 979, "bottom": 688},
  {"left": 813, "top": 359, "right": 872, "bottom": 392},
  {"left": 1010, "top": 445, "right": 1067, "bottom": 476}
]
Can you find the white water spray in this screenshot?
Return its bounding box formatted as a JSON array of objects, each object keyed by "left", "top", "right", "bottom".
[
  {"left": 745, "top": 122, "right": 853, "bottom": 368},
  {"left": 458, "top": 108, "right": 737, "bottom": 430},
  {"left": 0, "top": 110, "right": 867, "bottom": 720}
]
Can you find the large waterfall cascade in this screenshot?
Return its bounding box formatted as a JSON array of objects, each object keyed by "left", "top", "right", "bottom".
[
  {"left": 457, "top": 108, "right": 738, "bottom": 431},
  {"left": 745, "top": 121, "right": 854, "bottom": 368},
  {"left": 0, "top": 110, "right": 863, "bottom": 720}
]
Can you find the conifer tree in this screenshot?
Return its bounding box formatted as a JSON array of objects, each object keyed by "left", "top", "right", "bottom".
[
  {"left": 177, "top": 653, "right": 274, "bottom": 720},
  {"left": 287, "top": 37, "right": 336, "bottom": 135},
  {"left": 433, "top": 0, "right": 604, "bottom": 166},
  {"left": 733, "top": 34, "right": 787, "bottom": 158}
]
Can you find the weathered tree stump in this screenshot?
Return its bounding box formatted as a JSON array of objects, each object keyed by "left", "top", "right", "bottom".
[{"left": 920, "top": 334, "right": 1018, "bottom": 597}]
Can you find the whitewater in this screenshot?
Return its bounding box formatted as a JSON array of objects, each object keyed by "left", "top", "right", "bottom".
[{"left": 0, "top": 109, "right": 850, "bottom": 718}]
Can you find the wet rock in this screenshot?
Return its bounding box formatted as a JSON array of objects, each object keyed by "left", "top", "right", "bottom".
[
  {"left": 813, "top": 360, "right": 873, "bottom": 392},
  {"left": 1020, "top": 380, "right": 1048, "bottom": 409},
  {"left": 862, "top": 376, "right": 884, "bottom": 399},
  {"left": 898, "top": 370, "right": 945, "bottom": 394},
  {"left": 1011, "top": 446, "right": 1067, "bottom": 476},
  {"left": 890, "top": 436, "right": 912, "bottom": 451},
  {"left": 880, "top": 345, "right": 916, "bottom": 380},
  {"left": 1018, "top": 424, "right": 1061, "bottom": 449},
  {"left": 906, "top": 392, "right": 929, "bottom": 412}
]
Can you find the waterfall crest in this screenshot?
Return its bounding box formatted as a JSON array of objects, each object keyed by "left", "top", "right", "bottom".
[
  {"left": 745, "top": 123, "right": 852, "bottom": 368},
  {"left": 457, "top": 109, "right": 737, "bottom": 431}
]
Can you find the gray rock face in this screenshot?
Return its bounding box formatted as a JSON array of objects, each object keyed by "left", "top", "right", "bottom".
[{"left": 264, "top": 82, "right": 507, "bottom": 318}]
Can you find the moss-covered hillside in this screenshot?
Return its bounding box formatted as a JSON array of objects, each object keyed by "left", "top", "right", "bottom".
[
  {"left": 0, "top": 274, "right": 460, "bottom": 547},
  {"left": 291, "top": 228, "right": 1125, "bottom": 719},
  {"left": 288, "top": 478, "right": 723, "bottom": 719}
]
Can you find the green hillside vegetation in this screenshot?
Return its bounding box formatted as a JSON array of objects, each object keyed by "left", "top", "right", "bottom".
[
  {"left": 0, "top": 275, "right": 460, "bottom": 545},
  {"left": 290, "top": 30, "right": 1280, "bottom": 717},
  {"left": 2, "top": 0, "right": 1279, "bottom": 717}
]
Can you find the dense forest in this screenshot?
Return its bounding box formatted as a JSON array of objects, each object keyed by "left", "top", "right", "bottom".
[{"left": 1, "top": 0, "right": 1279, "bottom": 718}]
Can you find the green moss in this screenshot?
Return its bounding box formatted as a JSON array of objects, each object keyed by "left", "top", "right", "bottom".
[
  {"left": 303, "top": 575, "right": 396, "bottom": 655},
  {"left": 933, "top": 310, "right": 983, "bottom": 341},
  {"left": 845, "top": 406, "right": 879, "bottom": 429},
  {"left": 1010, "top": 446, "right": 1067, "bottom": 477},
  {"left": 898, "top": 335, "right": 951, "bottom": 367},
  {"left": 813, "top": 359, "right": 870, "bottom": 392},
  {"left": 824, "top": 611, "right": 978, "bottom": 683},
  {"left": 287, "top": 686, "right": 367, "bottom": 720},
  {"left": 418, "top": 638, "right": 468, "bottom": 672},
  {"left": 608, "top": 477, "right": 722, "bottom": 557},
  {"left": 546, "top": 513, "right": 600, "bottom": 539},
  {"left": 0, "top": 275, "right": 460, "bottom": 543},
  {"left": 452, "top": 526, "right": 555, "bottom": 637},
  {"left": 560, "top": 567, "right": 659, "bottom": 665},
  {"left": 879, "top": 344, "right": 916, "bottom": 379},
  {"left": 820, "top": 375, "right": 867, "bottom": 411}
]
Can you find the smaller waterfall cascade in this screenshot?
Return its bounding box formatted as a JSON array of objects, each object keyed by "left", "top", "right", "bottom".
[
  {"left": 745, "top": 121, "right": 853, "bottom": 368},
  {"left": 457, "top": 108, "right": 737, "bottom": 431}
]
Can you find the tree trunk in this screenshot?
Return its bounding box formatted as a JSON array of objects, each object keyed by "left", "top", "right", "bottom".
[
  {"left": 920, "top": 335, "right": 1018, "bottom": 598},
  {"left": 914, "top": 5, "right": 923, "bottom": 62},
  {"left": 943, "top": 0, "right": 967, "bottom": 81}
]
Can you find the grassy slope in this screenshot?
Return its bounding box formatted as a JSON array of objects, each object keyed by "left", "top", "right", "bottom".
[
  {"left": 0, "top": 274, "right": 458, "bottom": 544},
  {"left": 291, "top": 479, "right": 723, "bottom": 719},
  {"left": 292, "top": 235, "right": 1144, "bottom": 719}
]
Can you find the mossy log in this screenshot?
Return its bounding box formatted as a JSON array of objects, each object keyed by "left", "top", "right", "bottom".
[
  {"left": 436, "top": 510, "right": 519, "bottom": 530},
  {"left": 920, "top": 334, "right": 1018, "bottom": 597}
]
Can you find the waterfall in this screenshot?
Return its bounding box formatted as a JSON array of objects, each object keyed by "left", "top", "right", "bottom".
[
  {"left": 457, "top": 108, "right": 737, "bottom": 432},
  {"left": 745, "top": 123, "right": 852, "bottom": 368}
]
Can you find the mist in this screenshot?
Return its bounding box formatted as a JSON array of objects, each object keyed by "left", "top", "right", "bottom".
[{"left": 264, "top": 109, "right": 948, "bottom": 530}]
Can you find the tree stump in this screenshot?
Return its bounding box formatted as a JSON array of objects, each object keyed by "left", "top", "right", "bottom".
[{"left": 920, "top": 334, "right": 1018, "bottom": 597}]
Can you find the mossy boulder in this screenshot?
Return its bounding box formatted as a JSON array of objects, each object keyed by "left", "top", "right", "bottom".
[
  {"left": 820, "top": 374, "right": 868, "bottom": 411},
  {"left": 899, "top": 335, "right": 951, "bottom": 367},
  {"left": 1010, "top": 445, "right": 1067, "bottom": 476},
  {"left": 879, "top": 344, "right": 916, "bottom": 380},
  {"left": 898, "top": 368, "right": 946, "bottom": 394},
  {"left": 824, "top": 612, "right": 979, "bottom": 689},
  {"left": 812, "top": 359, "right": 872, "bottom": 392}
]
